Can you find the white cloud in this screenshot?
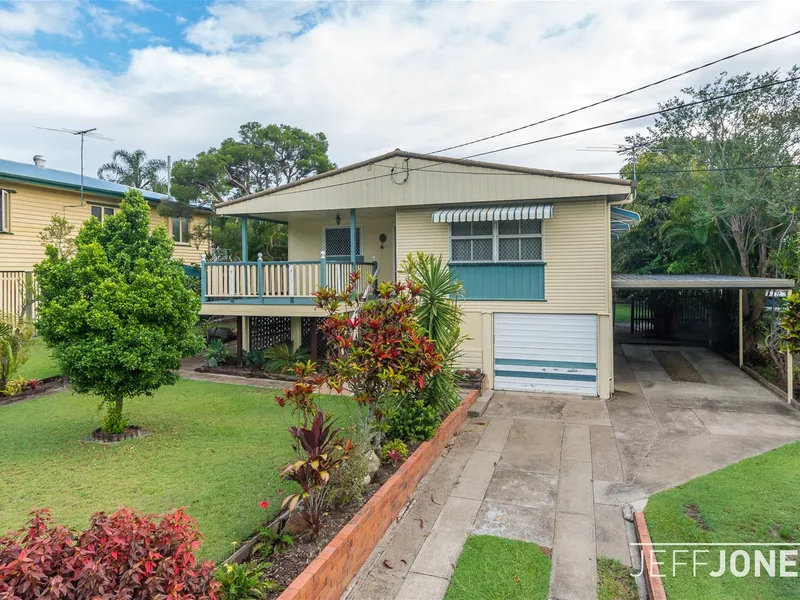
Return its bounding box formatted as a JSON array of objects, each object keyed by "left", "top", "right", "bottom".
[
  {"left": 85, "top": 4, "right": 150, "bottom": 40},
  {"left": 185, "top": 1, "right": 322, "bottom": 52},
  {"left": 2, "top": 0, "right": 800, "bottom": 180},
  {"left": 0, "top": 0, "right": 80, "bottom": 39}
]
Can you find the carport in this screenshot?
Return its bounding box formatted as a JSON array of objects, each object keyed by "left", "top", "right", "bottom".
[{"left": 612, "top": 273, "right": 796, "bottom": 401}]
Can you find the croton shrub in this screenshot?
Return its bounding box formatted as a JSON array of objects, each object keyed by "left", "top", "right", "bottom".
[
  {"left": 314, "top": 272, "right": 442, "bottom": 413},
  {"left": 0, "top": 508, "right": 219, "bottom": 599},
  {"left": 269, "top": 272, "right": 444, "bottom": 538}
]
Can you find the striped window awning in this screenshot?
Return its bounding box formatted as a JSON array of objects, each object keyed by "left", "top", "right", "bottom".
[{"left": 431, "top": 204, "right": 553, "bottom": 223}]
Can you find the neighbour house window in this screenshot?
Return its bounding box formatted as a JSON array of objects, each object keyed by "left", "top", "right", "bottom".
[
  {"left": 450, "top": 219, "right": 543, "bottom": 263},
  {"left": 172, "top": 217, "right": 190, "bottom": 244},
  {"left": 90, "top": 205, "right": 115, "bottom": 223},
  {"left": 325, "top": 226, "right": 362, "bottom": 257},
  {"left": 0, "top": 190, "right": 10, "bottom": 232}
]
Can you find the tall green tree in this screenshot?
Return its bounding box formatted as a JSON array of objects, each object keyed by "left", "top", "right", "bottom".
[
  {"left": 618, "top": 68, "right": 800, "bottom": 332},
  {"left": 211, "top": 217, "right": 288, "bottom": 261},
  {"left": 97, "top": 149, "right": 167, "bottom": 192},
  {"left": 613, "top": 151, "right": 734, "bottom": 275},
  {"left": 170, "top": 122, "right": 335, "bottom": 260},
  {"left": 171, "top": 122, "right": 335, "bottom": 207},
  {"left": 35, "top": 191, "right": 203, "bottom": 434}
]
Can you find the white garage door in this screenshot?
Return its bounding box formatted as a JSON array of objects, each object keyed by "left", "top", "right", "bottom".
[{"left": 494, "top": 313, "right": 598, "bottom": 395}]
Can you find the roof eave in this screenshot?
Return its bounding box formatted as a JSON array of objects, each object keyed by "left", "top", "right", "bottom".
[{"left": 216, "top": 149, "right": 633, "bottom": 209}]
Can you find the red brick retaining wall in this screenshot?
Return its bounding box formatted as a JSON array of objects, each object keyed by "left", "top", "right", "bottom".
[
  {"left": 278, "top": 390, "right": 479, "bottom": 600},
  {"left": 634, "top": 511, "right": 667, "bottom": 600}
]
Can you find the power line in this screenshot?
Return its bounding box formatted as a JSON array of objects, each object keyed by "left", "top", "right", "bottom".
[
  {"left": 222, "top": 73, "right": 800, "bottom": 204},
  {"left": 369, "top": 163, "right": 800, "bottom": 177},
  {"left": 456, "top": 74, "right": 800, "bottom": 160},
  {"left": 584, "top": 164, "right": 800, "bottom": 176},
  {"left": 216, "top": 30, "right": 800, "bottom": 209},
  {"left": 425, "top": 28, "right": 800, "bottom": 155}
]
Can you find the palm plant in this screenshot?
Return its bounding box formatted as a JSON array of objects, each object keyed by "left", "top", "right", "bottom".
[
  {"left": 0, "top": 315, "right": 34, "bottom": 390},
  {"left": 264, "top": 343, "right": 311, "bottom": 374},
  {"left": 403, "top": 252, "right": 466, "bottom": 414},
  {"left": 97, "top": 149, "right": 167, "bottom": 192}
]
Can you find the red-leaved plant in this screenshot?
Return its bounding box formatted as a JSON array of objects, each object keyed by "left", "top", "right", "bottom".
[
  {"left": 280, "top": 410, "right": 351, "bottom": 537},
  {"left": 274, "top": 361, "right": 327, "bottom": 428},
  {"left": 314, "top": 272, "right": 442, "bottom": 424},
  {"left": 0, "top": 508, "right": 219, "bottom": 600}
]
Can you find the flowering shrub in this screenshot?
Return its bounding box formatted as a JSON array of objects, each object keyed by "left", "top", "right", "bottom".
[
  {"left": 280, "top": 410, "right": 351, "bottom": 536},
  {"left": 314, "top": 272, "right": 442, "bottom": 426},
  {"left": 0, "top": 508, "right": 219, "bottom": 599}
]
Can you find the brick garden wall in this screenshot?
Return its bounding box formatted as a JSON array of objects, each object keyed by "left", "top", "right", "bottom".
[{"left": 277, "top": 390, "right": 479, "bottom": 600}]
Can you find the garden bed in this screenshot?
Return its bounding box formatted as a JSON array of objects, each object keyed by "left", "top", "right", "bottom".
[
  {"left": 0, "top": 375, "right": 67, "bottom": 406},
  {"left": 195, "top": 365, "right": 299, "bottom": 382},
  {"left": 260, "top": 463, "right": 403, "bottom": 596},
  {"left": 229, "top": 389, "right": 479, "bottom": 600}
]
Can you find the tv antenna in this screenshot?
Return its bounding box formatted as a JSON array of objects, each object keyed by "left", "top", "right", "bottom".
[{"left": 35, "top": 127, "right": 114, "bottom": 203}]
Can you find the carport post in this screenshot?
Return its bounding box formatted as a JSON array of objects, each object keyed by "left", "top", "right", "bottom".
[
  {"left": 738, "top": 289, "right": 744, "bottom": 368},
  {"left": 788, "top": 350, "right": 794, "bottom": 404}
]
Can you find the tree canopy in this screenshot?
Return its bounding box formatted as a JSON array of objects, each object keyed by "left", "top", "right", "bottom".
[
  {"left": 35, "top": 190, "right": 203, "bottom": 433},
  {"left": 171, "top": 122, "right": 335, "bottom": 207},
  {"left": 613, "top": 67, "right": 800, "bottom": 328},
  {"left": 169, "top": 122, "right": 335, "bottom": 261}
]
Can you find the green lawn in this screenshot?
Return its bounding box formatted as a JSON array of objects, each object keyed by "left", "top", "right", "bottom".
[
  {"left": 645, "top": 441, "right": 800, "bottom": 599},
  {"left": 597, "top": 557, "right": 638, "bottom": 600},
  {"left": 0, "top": 379, "right": 356, "bottom": 561},
  {"left": 445, "top": 535, "right": 551, "bottom": 600},
  {"left": 615, "top": 303, "right": 631, "bottom": 323},
  {"left": 15, "top": 337, "right": 61, "bottom": 380}
]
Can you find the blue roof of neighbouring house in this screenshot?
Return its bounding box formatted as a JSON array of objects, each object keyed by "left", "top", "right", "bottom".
[{"left": 0, "top": 158, "right": 170, "bottom": 202}]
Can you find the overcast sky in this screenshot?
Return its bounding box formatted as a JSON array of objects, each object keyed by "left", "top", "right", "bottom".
[{"left": 1, "top": 0, "right": 799, "bottom": 179}]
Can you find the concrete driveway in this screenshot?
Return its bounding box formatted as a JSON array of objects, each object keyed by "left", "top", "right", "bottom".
[
  {"left": 346, "top": 344, "right": 800, "bottom": 600},
  {"left": 602, "top": 344, "right": 800, "bottom": 506}
]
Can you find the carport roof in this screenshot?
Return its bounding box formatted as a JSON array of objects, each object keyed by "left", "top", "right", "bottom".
[{"left": 612, "top": 274, "right": 795, "bottom": 289}]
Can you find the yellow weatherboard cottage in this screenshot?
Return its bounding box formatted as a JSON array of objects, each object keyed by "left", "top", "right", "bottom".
[
  {"left": 199, "top": 150, "right": 636, "bottom": 400},
  {"left": 0, "top": 156, "right": 212, "bottom": 316}
]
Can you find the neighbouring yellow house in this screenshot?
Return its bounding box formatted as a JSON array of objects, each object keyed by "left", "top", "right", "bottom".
[
  {"left": 200, "top": 150, "right": 639, "bottom": 399},
  {"left": 0, "top": 156, "right": 212, "bottom": 316}
]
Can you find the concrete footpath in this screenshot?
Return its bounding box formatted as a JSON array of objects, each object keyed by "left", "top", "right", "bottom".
[{"left": 344, "top": 344, "right": 800, "bottom": 600}]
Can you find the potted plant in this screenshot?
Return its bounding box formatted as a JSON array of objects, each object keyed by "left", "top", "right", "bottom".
[{"left": 456, "top": 368, "right": 485, "bottom": 391}]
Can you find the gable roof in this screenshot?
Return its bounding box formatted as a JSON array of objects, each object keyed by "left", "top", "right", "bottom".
[
  {"left": 217, "top": 149, "right": 634, "bottom": 209},
  {"left": 0, "top": 158, "right": 169, "bottom": 202}
]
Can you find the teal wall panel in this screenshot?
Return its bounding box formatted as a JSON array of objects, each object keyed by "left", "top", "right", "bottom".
[{"left": 450, "top": 263, "right": 545, "bottom": 300}]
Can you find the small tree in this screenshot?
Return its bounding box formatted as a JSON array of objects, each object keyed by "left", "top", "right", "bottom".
[
  {"left": 35, "top": 190, "right": 203, "bottom": 434},
  {"left": 38, "top": 215, "right": 76, "bottom": 258}
]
